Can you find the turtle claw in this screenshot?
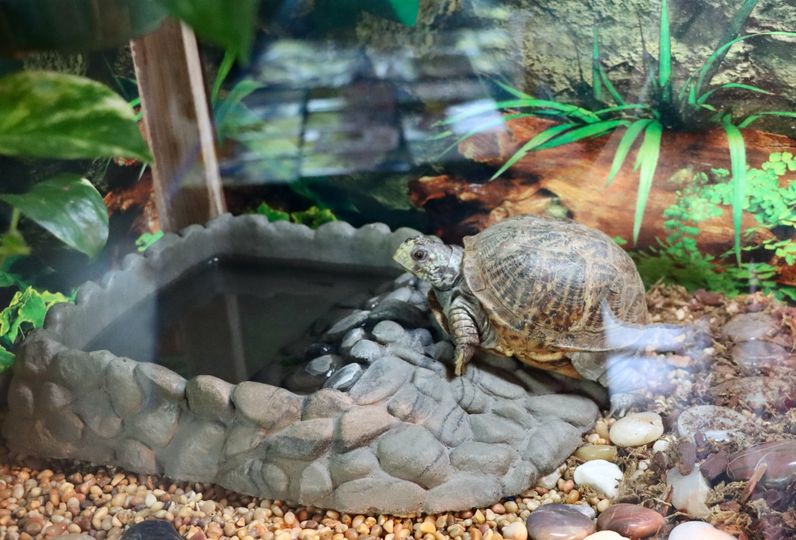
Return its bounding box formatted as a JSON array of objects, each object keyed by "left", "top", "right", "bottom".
[{"left": 608, "top": 392, "right": 636, "bottom": 417}]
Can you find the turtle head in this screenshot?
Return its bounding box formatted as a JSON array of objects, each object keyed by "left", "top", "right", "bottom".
[{"left": 393, "top": 236, "right": 463, "bottom": 290}]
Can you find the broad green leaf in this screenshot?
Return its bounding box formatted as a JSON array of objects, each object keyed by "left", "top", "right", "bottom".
[
  {"left": 156, "top": 0, "right": 260, "bottom": 64},
  {"left": 490, "top": 124, "right": 575, "bottom": 180},
  {"left": 0, "top": 71, "right": 151, "bottom": 162},
  {"left": 696, "top": 83, "right": 772, "bottom": 105},
  {"left": 632, "top": 121, "right": 663, "bottom": 244},
  {"left": 0, "top": 345, "right": 13, "bottom": 373},
  {"left": 0, "top": 175, "right": 109, "bottom": 259},
  {"left": 362, "top": 0, "right": 419, "bottom": 26},
  {"left": 738, "top": 111, "right": 796, "bottom": 129},
  {"left": 606, "top": 118, "right": 654, "bottom": 186},
  {"left": 722, "top": 118, "right": 747, "bottom": 265},
  {"left": 694, "top": 32, "right": 796, "bottom": 97},
  {"left": 658, "top": 0, "right": 672, "bottom": 103}
]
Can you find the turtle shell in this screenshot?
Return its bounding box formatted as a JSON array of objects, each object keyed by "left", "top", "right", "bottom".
[{"left": 462, "top": 215, "right": 648, "bottom": 351}]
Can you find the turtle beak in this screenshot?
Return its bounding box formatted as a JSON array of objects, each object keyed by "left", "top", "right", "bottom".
[{"left": 392, "top": 238, "right": 418, "bottom": 272}]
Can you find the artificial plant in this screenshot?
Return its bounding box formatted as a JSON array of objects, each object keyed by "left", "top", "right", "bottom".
[{"left": 439, "top": 0, "right": 795, "bottom": 264}]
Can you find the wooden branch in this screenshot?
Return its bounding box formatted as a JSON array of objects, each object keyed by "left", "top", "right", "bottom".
[
  {"left": 131, "top": 18, "right": 226, "bottom": 232},
  {"left": 412, "top": 116, "right": 795, "bottom": 254}
]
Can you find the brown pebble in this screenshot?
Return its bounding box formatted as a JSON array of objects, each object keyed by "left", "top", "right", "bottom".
[
  {"left": 526, "top": 504, "right": 595, "bottom": 540},
  {"left": 596, "top": 503, "right": 665, "bottom": 538},
  {"left": 727, "top": 440, "right": 796, "bottom": 487}
]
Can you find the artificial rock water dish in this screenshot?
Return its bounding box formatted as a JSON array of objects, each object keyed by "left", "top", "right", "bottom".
[{"left": 2, "top": 215, "right": 599, "bottom": 514}]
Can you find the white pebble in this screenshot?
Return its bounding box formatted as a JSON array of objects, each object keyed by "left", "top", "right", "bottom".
[
  {"left": 145, "top": 493, "right": 157, "bottom": 507},
  {"left": 573, "top": 459, "right": 623, "bottom": 498},
  {"left": 536, "top": 468, "right": 561, "bottom": 489},
  {"left": 666, "top": 465, "right": 711, "bottom": 518},
  {"left": 652, "top": 439, "right": 670, "bottom": 453},
  {"left": 609, "top": 412, "right": 663, "bottom": 447},
  {"left": 584, "top": 532, "right": 629, "bottom": 539},
  {"left": 668, "top": 522, "right": 736, "bottom": 540},
  {"left": 501, "top": 521, "right": 528, "bottom": 540}
]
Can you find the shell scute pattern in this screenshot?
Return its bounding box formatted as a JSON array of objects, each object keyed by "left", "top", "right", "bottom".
[{"left": 463, "top": 215, "right": 648, "bottom": 351}]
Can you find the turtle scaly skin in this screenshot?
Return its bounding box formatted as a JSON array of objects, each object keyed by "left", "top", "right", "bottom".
[{"left": 393, "top": 214, "right": 704, "bottom": 402}]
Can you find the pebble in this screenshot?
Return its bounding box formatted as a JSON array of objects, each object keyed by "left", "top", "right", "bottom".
[
  {"left": 731, "top": 341, "right": 790, "bottom": 373},
  {"left": 322, "top": 362, "right": 363, "bottom": 391},
  {"left": 651, "top": 439, "right": 670, "bottom": 453},
  {"left": 501, "top": 521, "right": 527, "bottom": 540},
  {"left": 608, "top": 412, "right": 663, "bottom": 447},
  {"left": 676, "top": 405, "right": 750, "bottom": 443},
  {"left": 668, "top": 522, "right": 736, "bottom": 540},
  {"left": 306, "top": 355, "right": 341, "bottom": 376},
  {"left": 583, "top": 533, "right": 628, "bottom": 540},
  {"left": 720, "top": 312, "right": 777, "bottom": 341},
  {"left": 574, "top": 445, "right": 618, "bottom": 462},
  {"left": 535, "top": 469, "right": 561, "bottom": 490},
  {"left": 595, "top": 504, "right": 664, "bottom": 538},
  {"left": 525, "top": 504, "right": 595, "bottom": 540},
  {"left": 573, "top": 460, "right": 623, "bottom": 498},
  {"left": 666, "top": 465, "right": 711, "bottom": 518},
  {"left": 726, "top": 440, "right": 796, "bottom": 487}
]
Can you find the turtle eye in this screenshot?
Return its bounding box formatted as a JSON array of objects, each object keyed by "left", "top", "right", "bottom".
[{"left": 411, "top": 248, "right": 428, "bottom": 262}]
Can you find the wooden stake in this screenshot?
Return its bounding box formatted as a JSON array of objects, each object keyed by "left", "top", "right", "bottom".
[{"left": 131, "top": 18, "right": 226, "bottom": 232}]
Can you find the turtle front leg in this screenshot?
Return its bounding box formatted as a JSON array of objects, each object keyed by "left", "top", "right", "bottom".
[{"left": 448, "top": 300, "right": 480, "bottom": 376}]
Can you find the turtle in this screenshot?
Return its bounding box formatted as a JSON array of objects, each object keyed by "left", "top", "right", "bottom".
[{"left": 393, "top": 214, "right": 706, "bottom": 409}]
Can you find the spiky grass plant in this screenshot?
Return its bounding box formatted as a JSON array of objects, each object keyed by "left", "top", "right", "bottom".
[{"left": 439, "top": 0, "right": 795, "bottom": 263}]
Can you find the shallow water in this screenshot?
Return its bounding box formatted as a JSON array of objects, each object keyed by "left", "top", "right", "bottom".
[{"left": 86, "top": 257, "right": 392, "bottom": 384}]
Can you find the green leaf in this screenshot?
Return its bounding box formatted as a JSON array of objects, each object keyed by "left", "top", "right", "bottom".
[
  {"left": 696, "top": 83, "right": 773, "bottom": 105},
  {"left": 593, "top": 104, "right": 653, "bottom": 116},
  {"left": 722, "top": 118, "right": 747, "bottom": 265},
  {"left": 211, "top": 48, "right": 237, "bottom": 104},
  {"left": 489, "top": 124, "right": 575, "bottom": 180},
  {"left": 694, "top": 32, "right": 796, "bottom": 97},
  {"left": 436, "top": 112, "right": 536, "bottom": 157},
  {"left": 0, "top": 287, "right": 71, "bottom": 348},
  {"left": 135, "top": 231, "right": 165, "bottom": 253},
  {"left": 658, "top": 0, "right": 672, "bottom": 103},
  {"left": 290, "top": 207, "right": 337, "bottom": 228},
  {"left": 156, "top": 0, "right": 261, "bottom": 64},
  {"left": 632, "top": 120, "right": 663, "bottom": 244},
  {"left": 0, "top": 345, "right": 13, "bottom": 373},
  {"left": 255, "top": 202, "right": 290, "bottom": 222},
  {"left": 532, "top": 119, "right": 627, "bottom": 150},
  {"left": 0, "top": 175, "right": 109, "bottom": 259},
  {"left": 605, "top": 118, "right": 653, "bottom": 186},
  {"left": 738, "top": 111, "right": 796, "bottom": 129},
  {"left": 597, "top": 63, "right": 627, "bottom": 106},
  {"left": 592, "top": 28, "right": 604, "bottom": 103},
  {"left": 0, "top": 71, "right": 151, "bottom": 162},
  {"left": 0, "top": 231, "right": 30, "bottom": 259}
]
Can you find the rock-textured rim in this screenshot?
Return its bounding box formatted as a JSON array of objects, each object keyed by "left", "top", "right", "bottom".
[
  {"left": 45, "top": 213, "right": 418, "bottom": 350},
  {"left": 3, "top": 214, "right": 598, "bottom": 515}
]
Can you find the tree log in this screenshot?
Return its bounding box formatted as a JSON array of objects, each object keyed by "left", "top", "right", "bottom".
[{"left": 411, "top": 116, "right": 796, "bottom": 255}]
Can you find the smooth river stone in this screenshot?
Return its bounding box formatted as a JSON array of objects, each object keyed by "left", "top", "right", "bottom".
[
  {"left": 726, "top": 440, "right": 796, "bottom": 487},
  {"left": 574, "top": 445, "right": 618, "bottom": 462},
  {"left": 583, "top": 533, "right": 628, "bottom": 540},
  {"left": 595, "top": 504, "right": 665, "bottom": 538},
  {"left": 526, "top": 504, "right": 596, "bottom": 540},
  {"left": 608, "top": 412, "right": 663, "bottom": 447},
  {"left": 668, "top": 521, "right": 736, "bottom": 540},
  {"left": 666, "top": 466, "right": 710, "bottom": 518},
  {"left": 573, "top": 460, "right": 623, "bottom": 498}
]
